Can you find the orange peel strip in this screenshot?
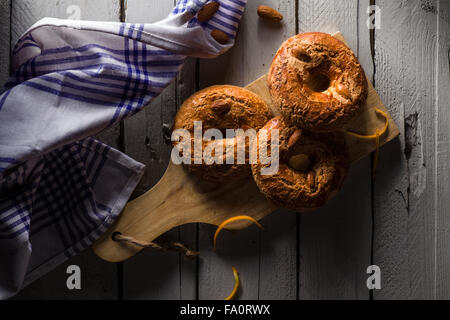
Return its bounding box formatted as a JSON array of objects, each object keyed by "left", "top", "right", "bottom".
[
  {"left": 346, "top": 107, "right": 388, "bottom": 176},
  {"left": 225, "top": 266, "right": 240, "bottom": 300},
  {"left": 372, "top": 128, "right": 381, "bottom": 177},
  {"left": 213, "top": 215, "right": 264, "bottom": 250},
  {"left": 346, "top": 107, "right": 389, "bottom": 139}
]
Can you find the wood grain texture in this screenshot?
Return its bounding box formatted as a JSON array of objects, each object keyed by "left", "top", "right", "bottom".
[
  {"left": 11, "top": 0, "right": 121, "bottom": 45},
  {"left": 175, "top": 57, "right": 199, "bottom": 300},
  {"left": 297, "top": 0, "right": 372, "bottom": 300},
  {"left": 373, "top": 0, "right": 438, "bottom": 299},
  {"left": 245, "top": 0, "right": 297, "bottom": 300},
  {"left": 12, "top": 0, "right": 122, "bottom": 300},
  {"left": 436, "top": 0, "right": 450, "bottom": 299},
  {"left": 12, "top": 250, "right": 118, "bottom": 300},
  {"left": 94, "top": 161, "right": 276, "bottom": 258},
  {"left": 0, "top": 0, "right": 10, "bottom": 88},
  {"left": 197, "top": 0, "right": 298, "bottom": 300},
  {"left": 121, "top": 0, "right": 197, "bottom": 300}
]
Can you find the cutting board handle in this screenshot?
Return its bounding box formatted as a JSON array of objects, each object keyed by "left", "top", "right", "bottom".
[{"left": 92, "top": 162, "right": 276, "bottom": 262}]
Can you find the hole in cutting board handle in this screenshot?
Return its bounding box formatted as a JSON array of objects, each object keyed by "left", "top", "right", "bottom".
[{"left": 111, "top": 231, "right": 122, "bottom": 242}]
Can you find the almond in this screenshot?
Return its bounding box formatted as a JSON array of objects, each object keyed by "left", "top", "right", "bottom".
[
  {"left": 211, "top": 29, "right": 229, "bottom": 44},
  {"left": 307, "top": 171, "right": 316, "bottom": 189},
  {"left": 292, "top": 48, "right": 312, "bottom": 62},
  {"left": 211, "top": 100, "right": 230, "bottom": 114},
  {"left": 336, "top": 82, "right": 352, "bottom": 100},
  {"left": 289, "top": 154, "right": 310, "bottom": 172},
  {"left": 198, "top": 2, "right": 220, "bottom": 22},
  {"left": 266, "top": 117, "right": 281, "bottom": 130},
  {"left": 287, "top": 129, "right": 302, "bottom": 148},
  {"left": 257, "top": 5, "right": 283, "bottom": 22}
]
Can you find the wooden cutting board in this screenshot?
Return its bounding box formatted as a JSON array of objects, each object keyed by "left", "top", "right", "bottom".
[{"left": 92, "top": 32, "right": 400, "bottom": 263}]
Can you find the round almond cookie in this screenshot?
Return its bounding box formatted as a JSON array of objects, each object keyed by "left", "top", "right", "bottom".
[
  {"left": 268, "top": 32, "right": 368, "bottom": 132},
  {"left": 251, "top": 116, "right": 349, "bottom": 210},
  {"left": 172, "top": 85, "right": 272, "bottom": 182}
]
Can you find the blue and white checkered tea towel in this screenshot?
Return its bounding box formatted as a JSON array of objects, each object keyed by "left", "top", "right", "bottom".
[{"left": 0, "top": 0, "right": 246, "bottom": 299}]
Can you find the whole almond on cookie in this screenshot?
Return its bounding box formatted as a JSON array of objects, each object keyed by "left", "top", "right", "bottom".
[
  {"left": 211, "top": 100, "right": 231, "bottom": 114},
  {"left": 211, "top": 29, "right": 229, "bottom": 44},
  {"left": 307, "top": 171, "right": 316, "bottom": 189},
  {"left": 198, "top": 2, "right": 220, "bottom": 22},
  {"left": 257, "top": 5, "right": 283, "bottom": 22},
  {"left": 287, "top": 129, "right": 302, "bottom": 148},
  {"left": 289, "top": 154, "right": 310, "bottom": 172},
  {"left": 336, "top": 82, "right": 352, "bottom": 100}
]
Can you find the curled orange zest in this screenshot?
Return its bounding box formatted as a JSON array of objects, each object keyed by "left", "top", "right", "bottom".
[
  {"left": 225, "top": 266, "right": 240, "bottom": 300},
  {"left": 213, "top": 215, "right": 264, "bottom": 250},
  {"left": 346, "top": 107, "right": 389, "bottom": 139},
  {"left": 346, "top": 107, "right": 388, "bottom": 177},
  {"left": 372, "top": 128, "right": 381, "bottom": 177}
]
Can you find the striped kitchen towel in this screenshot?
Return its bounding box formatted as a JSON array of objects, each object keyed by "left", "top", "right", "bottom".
[{"left": 0, "top": 0, "right": 246, "bottom": 299}]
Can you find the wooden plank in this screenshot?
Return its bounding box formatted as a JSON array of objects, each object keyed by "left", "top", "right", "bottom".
[
  {"left": 297, "top": 0, "right": 372, "bottom": 300},
  {"left": 12, "top": 0, "right": 121, "bottom": 300},
  {"left": 0, "top": 0, "right": 10, "bottom": 88},
  {"left": 436, "top": 0, "right": 450, "bottom": 299},
  {"left": 11, "top": 0, "right": 121, "bottom": 45},
  {"left": 358, "top": 0, "right": 374, "bottom": 82},
  {"left": 238, "top": 0, "right": 297, "bottom": 301},
  {"left": 176, "top": 57, "right": 199, "bottom": 300},
  {"left": 12, "top": 250, "right": 119, "bottom": 300},
  {"left": 373, "top": 0, "right": 438, "bottom": 299},
  {"left": 198, "top": 0, "right": 297, "bottom": 300},
  {"left": 121, "top": 0, "right": 197, "bottom": 300}
]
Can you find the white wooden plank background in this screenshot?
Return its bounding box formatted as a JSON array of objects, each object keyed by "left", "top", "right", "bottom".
[
  {"left": 3, "top": 0, "right": 450, "bottom": 300},
  {"left": 372, "top": 0, "right": 444, "bottom": 299},
  {"left": 436, "top": 0, "right": 450, "bottom": 299},
  {"left": 297, "top": 0, "right": 372, "bottom": 300}
]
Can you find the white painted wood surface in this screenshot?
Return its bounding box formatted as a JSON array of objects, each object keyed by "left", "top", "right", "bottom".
[
  {"left": 4, "top": 0, "right": 450, "bottom": 300},
  {"left": 372, "top": 0, "right": 445, "bottom": 299},
  {"left": 297, "top": 0, "right": 372, "bottom": 300},
  {"left": 436, "top": 0, "right": 450, "bottom": 299}
]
